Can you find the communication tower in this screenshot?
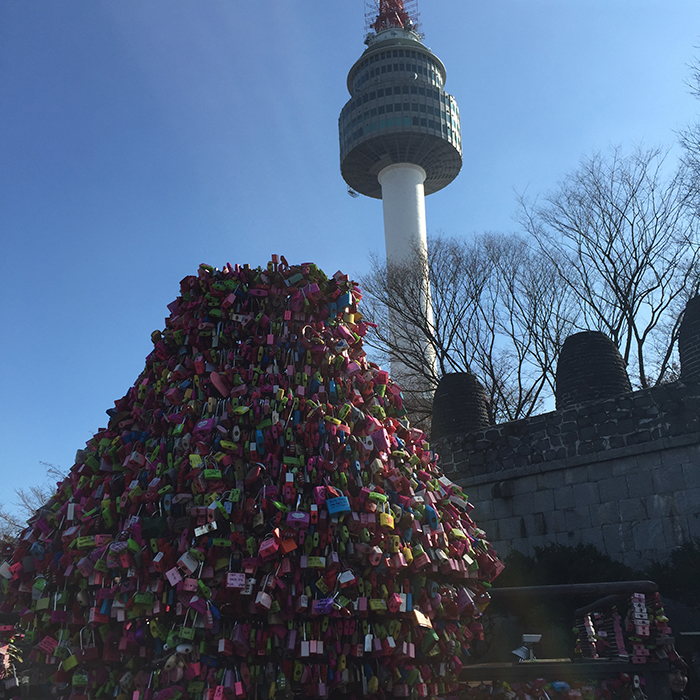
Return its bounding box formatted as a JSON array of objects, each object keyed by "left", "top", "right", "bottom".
[{"left": 339, "top": 0, "right": 462, "bottom": 385}]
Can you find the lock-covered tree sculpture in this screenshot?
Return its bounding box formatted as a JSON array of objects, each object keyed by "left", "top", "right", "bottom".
[{"left": 0, "top": 258, "right": 502, "bottom": 700}]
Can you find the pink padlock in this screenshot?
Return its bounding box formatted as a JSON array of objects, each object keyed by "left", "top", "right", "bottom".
[{"left": 258, "top": 537, "right": 279, "bottom": 562}]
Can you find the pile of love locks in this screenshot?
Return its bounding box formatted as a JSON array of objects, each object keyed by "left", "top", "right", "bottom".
[
  {"left": 0, "top": 258, "right": 503, "bottom": 700},
  {"left": 462, "top": 674, "right": 649, "bottom": 700}
]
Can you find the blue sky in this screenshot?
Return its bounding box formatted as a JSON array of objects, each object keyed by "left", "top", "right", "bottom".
[{"left": 1, "top": 0, "right": 699, "bottom": 512}]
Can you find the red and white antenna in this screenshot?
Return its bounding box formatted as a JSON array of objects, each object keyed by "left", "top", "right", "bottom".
[{"left": 364, "top": 0, "right": 422, "bottom": 36}]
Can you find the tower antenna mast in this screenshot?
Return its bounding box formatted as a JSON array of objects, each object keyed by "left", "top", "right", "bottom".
[{"left": 364, "top": 0, "right": 422, "bottom": 35}]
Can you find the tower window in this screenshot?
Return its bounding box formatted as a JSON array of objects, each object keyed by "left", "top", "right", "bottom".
[
  {"left": 411, "top": 104, "right": 418, "bottom": 111},
  {"left": 412, "top": 117, "right": 419, "bottom": 125},
  {"left": 418, "top": 88, "right": 425, "bottom": 95},
  {"left": 381, "top": 66, "right": 386, "bottom": 73},
  {"left": 386, "top": 104, "right": 393, "bottom": 113},
  {"left": 378, "top": 106, "right": 385, "bottom": 114},
  {"left": 377, "top": 88, "right": 384, "bottom": 97},
  {"left": 394, "top": 64, "right": 399, "bottom": 71},
  {"left": 410, "top": 86, "right": 417, "bottom": 94},
  {"left": 402, "top": 86, "right": 409, "bottom": 94},
  {"left": 393, "top": 86, "right": 401, "bottom": 95},
  {"left": 420, "top": 118, "right": 427, "bottom": 126},
  {"left": 403, "top": 102, "right": 409, "bottom": 110},
  {"left": 387, "top": 65, "right": 392, "bottom": 72},
  {"left": 398, "top": 50, "right": 404, "bottom": 57},
  {"left": 370, "top": 92, "right": 376, "bottom": 100},
  {"left": 394, "top": 103, "right": 401, "bottom": 111}
]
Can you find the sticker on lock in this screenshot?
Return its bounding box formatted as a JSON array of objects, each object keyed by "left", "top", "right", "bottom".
[{"left": 326, "top": 496, "right": 350, "bottom": 516}]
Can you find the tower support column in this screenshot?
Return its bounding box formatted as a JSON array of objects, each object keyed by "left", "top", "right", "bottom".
[
  {"left": 378, "top": 163, "right": 428, "bottom": 264},
  {"left": 378, "top": 162, "right": 437, "bottom": 389}
]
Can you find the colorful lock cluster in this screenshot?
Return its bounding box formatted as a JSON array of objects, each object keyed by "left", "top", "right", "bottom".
[
  {"left": 0, "top": 258, "right": 502, "bottom": 700},
  {"left": 463, "top": 674, "right": 650, "bottom": 700},
  {"left": 575, "top": 592, "right": 673, "bottom": 664}
]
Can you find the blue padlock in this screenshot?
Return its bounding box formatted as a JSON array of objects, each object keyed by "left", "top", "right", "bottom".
[
  {"left": 425, "top": 504, "right": 439, "bottom": 530},
  {"left": 326, "top": 496, "right": 351, "bottom": 516}
]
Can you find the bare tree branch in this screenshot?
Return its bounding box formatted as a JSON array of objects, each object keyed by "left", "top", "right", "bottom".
[
  {"left": 518, "top": 146, "right": 700, "bottom": 389},
  {"left": 360, "top": 234, "right": 577, "bottom": 425}
]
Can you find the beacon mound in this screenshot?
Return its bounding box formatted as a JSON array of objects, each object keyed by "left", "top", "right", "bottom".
[{"left": 1, "top": 258, "right": 502, "bottom": 699}]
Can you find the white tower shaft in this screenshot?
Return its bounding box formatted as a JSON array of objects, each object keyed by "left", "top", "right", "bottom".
[
  {"left": 378, "top": 163, "right": 437, "bottom": 387},
  {"left": 378, "top": 163, "right": 428, "bottom": 264}
]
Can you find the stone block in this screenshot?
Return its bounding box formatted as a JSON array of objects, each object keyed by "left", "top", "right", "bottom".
[
  {"left": 537, "top": 470, "right": 564, "bottom": 489},
  {"left": 545, "top": 509, "right": 568, "bottom": 532},
  {"left": 686, "top": 444, "right": 700, "bottom": 463},
  {"left": 619, "top": 497, "right": 647, "bottom": 522},
  {"left": 602, "top": 523, "right": 626, "bottom": 560},
  {"left": 553, "top": 531, "right": 574, "bottom": 545},
  {"left": 682, "top": 463, "right": 700, "bottom": 490},
  {"left": 572, "top": 482, "right": 601, "bottom": 507},
  {"left": 674, "top": 487, "right": 700, "bottom": 516},
  {"left": 626, "top": 470, "right": 653, "bottom": 498},
  {"left": 493, "top": 499, "right": 514, "bottom": 519},
  {"left": 472, "top": 483, "right": 492, "bottom": 504},
  {"left": 553, "top": 485, "right": 575, "bottom": 510},
  {"left": 687, "top": 513, "right": 700, "bottom": 539},
  {"left": 636, "top": 451, "right": 663, "bottom": 472},
  {"left": 660, "top": 446, "right": 689, "bottom": 469},
  {"left": 589, "top": 501, "right": 620, "bottom": 527},
  {"left": 596, "top": 476, "right": 629, "bottom": 502},
  {"left": 651, "top": 465, "right": 685, "bottom": 494},
  {"left": 531, "top": 489, "right": 555, "bottom": 513},
  {"left": 499, "top": 516, "right": 525, "bottom": 540},
  {"left": 471, "top": 498, "right": 494, "bottom": 521},
  {"left": 478, "top": 519, "right": 500, "bottom": 541},
  {"left": 512, "top": 474, "right": 538, "bottom": 496},
  {"left": 578, "top": 527, "right": 606, "bottom": 552},
  {"left": 587, "top": 462, "right": 613, "bottom": 482},
  {"left": 627, "top": 431, "right": 652, "bottom": 445},
  {"left": 512, "top": 494, "right": 534, "bottom": 516},
  {"left": 646, "top": 493, "right": 676, "bottom": 519},
  {"left": 521, "top": 513, "right": 544, "bottom": 537},
  {"left": 609, "top": 456, "right": 639, "bottom": 477},
  {"left": 662, "top": 515, "right": 688, "bottom": 549},
  {"left": 563, "top": 466, "right": 589, "bottom": 485},
  {"left": 632, "top": 519, "right": 666, "bottom": 553},
  {"left": 564, "top": 506, "right": 592, "bottom": 531}
]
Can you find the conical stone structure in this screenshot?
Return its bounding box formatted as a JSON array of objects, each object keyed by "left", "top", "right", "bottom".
[
  {"left": 0, "top": 258, "right": 501, "bottom": 700},
  {"left": 555, "top": 331, "right": 632, "bottom": 410}
]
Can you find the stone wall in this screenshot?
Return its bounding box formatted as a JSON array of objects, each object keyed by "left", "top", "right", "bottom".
[{"left": 436, "top": 380, "right": 700, "bottom": 568}]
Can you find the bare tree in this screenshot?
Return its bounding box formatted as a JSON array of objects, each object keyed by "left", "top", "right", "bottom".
[
  {"left": 0, "top": 463, "right": 64, "bottom": 541},
  {"left": 519, "top": 146, "right": 700, "bottom": 388},
  {"left": 360, "top": 234, "right": 578, "bottom": 424}
]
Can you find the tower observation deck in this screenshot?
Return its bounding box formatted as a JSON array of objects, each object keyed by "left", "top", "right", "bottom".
[{"left": 339, "top": 1, "right": 463, "bottom": 200}]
